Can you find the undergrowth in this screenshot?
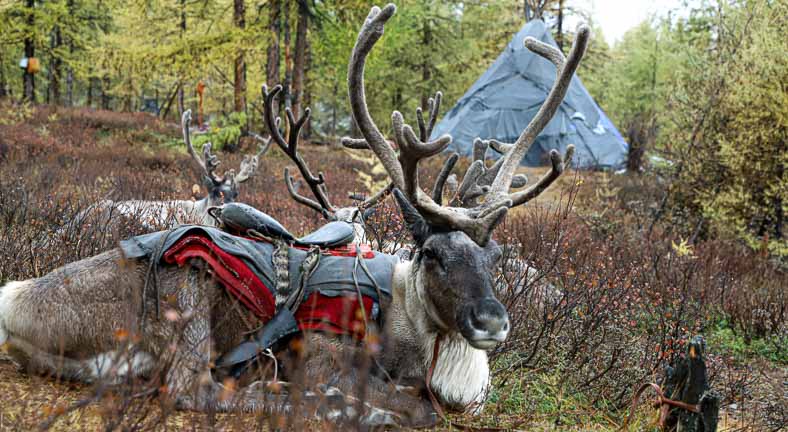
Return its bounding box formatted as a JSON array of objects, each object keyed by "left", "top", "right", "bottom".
[{"left": 0, "top": 105, "right": 785, "bottom": 430}]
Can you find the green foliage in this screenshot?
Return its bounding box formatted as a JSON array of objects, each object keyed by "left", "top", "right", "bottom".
[
  {"left": 661, "top": 1, "right": 787, "bottom": 257},
  {"left": 707, "top": 320, "right": 787, "bottom": 364},
  {"left": 702, "top": 2, "right": 787, "bottom": 256},
  {"left": 190, "top": 111, "right": 246, "bottom": 151}
]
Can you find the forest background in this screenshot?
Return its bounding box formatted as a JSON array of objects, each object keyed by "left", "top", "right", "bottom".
[{"left": 1, "top": 0, "right": 784, "bottom": 256}]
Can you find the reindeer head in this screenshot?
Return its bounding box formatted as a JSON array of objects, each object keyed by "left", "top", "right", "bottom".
[
  {"left": 181, "top": 110, "right": 271, "bottom": 206},
  {"left": 345, "top": 4, "right": 586, "bottom": 349}
]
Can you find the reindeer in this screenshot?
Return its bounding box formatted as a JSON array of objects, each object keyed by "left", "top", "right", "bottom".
[
  {"left": 60, "top": 110, "right": 269, "bottom": 234},
  {"left": 0, "top": 4, "right": 587, "bottom": 427}
]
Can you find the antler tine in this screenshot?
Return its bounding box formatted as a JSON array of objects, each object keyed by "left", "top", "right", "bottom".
[
  {"left": 416, "top": 91, "right": 442, "bottom": 142},
  {"left": 262, "top": 85, "right": 288, "bottom": 150},
  {"left": 449, "top": 138, "right": 489, "bottom": 207},
  {"left": 392, "top": 111, "right": 452, "bottom": 200},
  {"left": 354, "top": 182, "right": 394, "bottom": 210},
  {"left": 472, "top": 137, "right": 488, "bottom": 163},
  {"left": 285, "top": 167, "right": 329, "bottom": 216},
  {"left": 488, "top": 139, "right": 513, "bottom": 155},
  {"left": 182, "top": 110, "right": 216, "bottom": 182},
  {"left": 487, "top": 24, "right": 590, "bottom": 202},
  {"left": 249, "top": 133, "right": 273, "bottom": 158},
  {"left": 262, "top": 83, "right": 334, "bottom": 216},
  {"left": 432, "top": 153, "right": 458, "bottom": 204},
  {"left": 341, "top": 137, "right": 370, "bottom": 150},
  {"left": 509, "top": 145, "right": 574, "bottom": 206},
  {"left": 233, "top": 136, "right": 271, "bottom": 183},
  {"left": 202, "top": 142, "right": 221, "bottom": 178},
  {"left": 482, "top": 140, "right": 527, "bottom": 189},
  {"left": 347, "top": 3, "right": 405, "bottom": 191}
]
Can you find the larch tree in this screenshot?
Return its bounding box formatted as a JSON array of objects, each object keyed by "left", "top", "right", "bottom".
[
  {"left": 233, "top": 0, "right": 246, "bottom": 114},
  {"left": 291, "top": 0, "right": 309, "bottom": 119}
]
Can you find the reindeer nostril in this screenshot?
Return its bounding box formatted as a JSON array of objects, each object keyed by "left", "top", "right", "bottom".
[{"left": 470, "top": 298, "right": 509, "bottom": 335}]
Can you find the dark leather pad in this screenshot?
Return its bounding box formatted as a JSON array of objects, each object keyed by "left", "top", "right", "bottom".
[
  {"left": 214, "top": 308, "right": 300, "bottom": 378},
  {"left": 296, "top": 221, "right": 355, "bottom": 248},
  {"left": 217, "top": 202, "right": 296, "bottom": 242}
]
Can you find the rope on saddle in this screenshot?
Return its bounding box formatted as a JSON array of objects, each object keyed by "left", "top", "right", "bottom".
[
  {"left": 351, "top": 247, "right": 370, "bottom": 331},
  {"left": 285, "top": 245, "right": 321, "bottom": 312},
  {"left": 426, "top": 334, "right": 446, "bottom": 420},
  {"left": 271, "top": 238, "right": 291, "bottom": 310}
]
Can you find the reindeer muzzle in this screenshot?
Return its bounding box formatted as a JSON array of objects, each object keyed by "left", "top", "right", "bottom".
[{"left": 459, "top": 298, "right": 510, "bottom": 350}]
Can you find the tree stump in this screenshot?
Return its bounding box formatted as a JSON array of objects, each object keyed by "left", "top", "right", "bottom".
[{"left": 661, "top": 335, "right": 720, "bottom": 432}]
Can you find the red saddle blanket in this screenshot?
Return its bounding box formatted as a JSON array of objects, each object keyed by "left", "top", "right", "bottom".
[{"left": 162, "top": 234, "right": 376, "bottom": 340}]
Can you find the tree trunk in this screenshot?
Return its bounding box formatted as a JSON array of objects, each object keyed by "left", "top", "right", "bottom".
[
  {"left": 65, "top": 0, "right": 74, "bottom": 106},
  {"left": 49, "top": 26, "right": 63, "bottom": 106},
  {"left": 330, "top": 81, "right": 338, "bottom": 145},
  {"left": 282, "top": 0, "right": 292, "bottom": 110},
  {"left": 101, "top": 76, "right": 111, "bottom": 110},
  {"left": 178, "top": 0, "right": 187, "bottom": 116},
  {"left": 302, "top": 35, "right": 312, "bottom": 139},
  {"left": 87, "top": 77, "right": 95, "bottom": 107},
  {"left": 23, "top": 0, "right": 36, "bottom": 103},
  {"left": 266, "top": 0, "right": 281, "bottom": 118},
  {"left": 291, "top": 2, "right": 308, "bottom": 118},
  {"left": 555, "top": 0, "right": 564, "bottom": 51},
  {"left": 233, "top": 0, "right": 246, "bottom": 114},
  {"left": 65, "top": 67, "right": 74, "bottom": 106},
  {"left": 420, "top": 16, "right": 432, "bottom": 110},
  {"left": 0, "top": 49, "right": 7, "bottom": 97}
]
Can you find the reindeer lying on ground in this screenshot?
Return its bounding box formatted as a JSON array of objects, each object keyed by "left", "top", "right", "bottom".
[
  {"left": 0, "top": 3, "right": 587, "bottom": 427},
  {"left": 61, "top": 111, "right": 269, "bottom": 233}
]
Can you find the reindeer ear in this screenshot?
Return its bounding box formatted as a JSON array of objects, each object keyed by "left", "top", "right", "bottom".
[{"left": 392, "top": 188, "right": 431, "bottom": 246}]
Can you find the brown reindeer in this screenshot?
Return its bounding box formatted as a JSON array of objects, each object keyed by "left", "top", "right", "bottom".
[{"left": 0, "top": 3, "right": 587, "bottom": 427}]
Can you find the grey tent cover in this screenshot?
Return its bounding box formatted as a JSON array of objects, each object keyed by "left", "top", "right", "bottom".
[{"left": 431, "top": 19, "right": 627, "bottom": 169}]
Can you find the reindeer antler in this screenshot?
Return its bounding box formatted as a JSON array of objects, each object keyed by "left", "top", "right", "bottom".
[
  {"left": 182, "top": 110, "right": 221, "bottom": 184},
  {"left": 447, "top": 139, "right": 529, "bottom": 208},
  {"left": 233, "top": 134, "right": 271, "bottom": 183},
  {"left": 483, "top": 29, "right": 585, "bottom": 204},
  {"left": 346, "top": 4, "right": 587, "bottom": 245},
  {"left": 261, "top": 84, "right": 338, "bottom": 218}
]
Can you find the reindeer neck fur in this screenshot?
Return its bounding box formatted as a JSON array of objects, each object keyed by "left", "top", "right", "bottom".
[
  {"left": 387, "top": 261, "right": 490, "bottom": 413},
  {"left": 172, "top": 195, "right": 217, "bottom": 226}
]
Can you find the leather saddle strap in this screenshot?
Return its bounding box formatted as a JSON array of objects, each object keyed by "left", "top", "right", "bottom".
[{"left": 426, "top": 335, "right": 446, "bottom": 419}]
